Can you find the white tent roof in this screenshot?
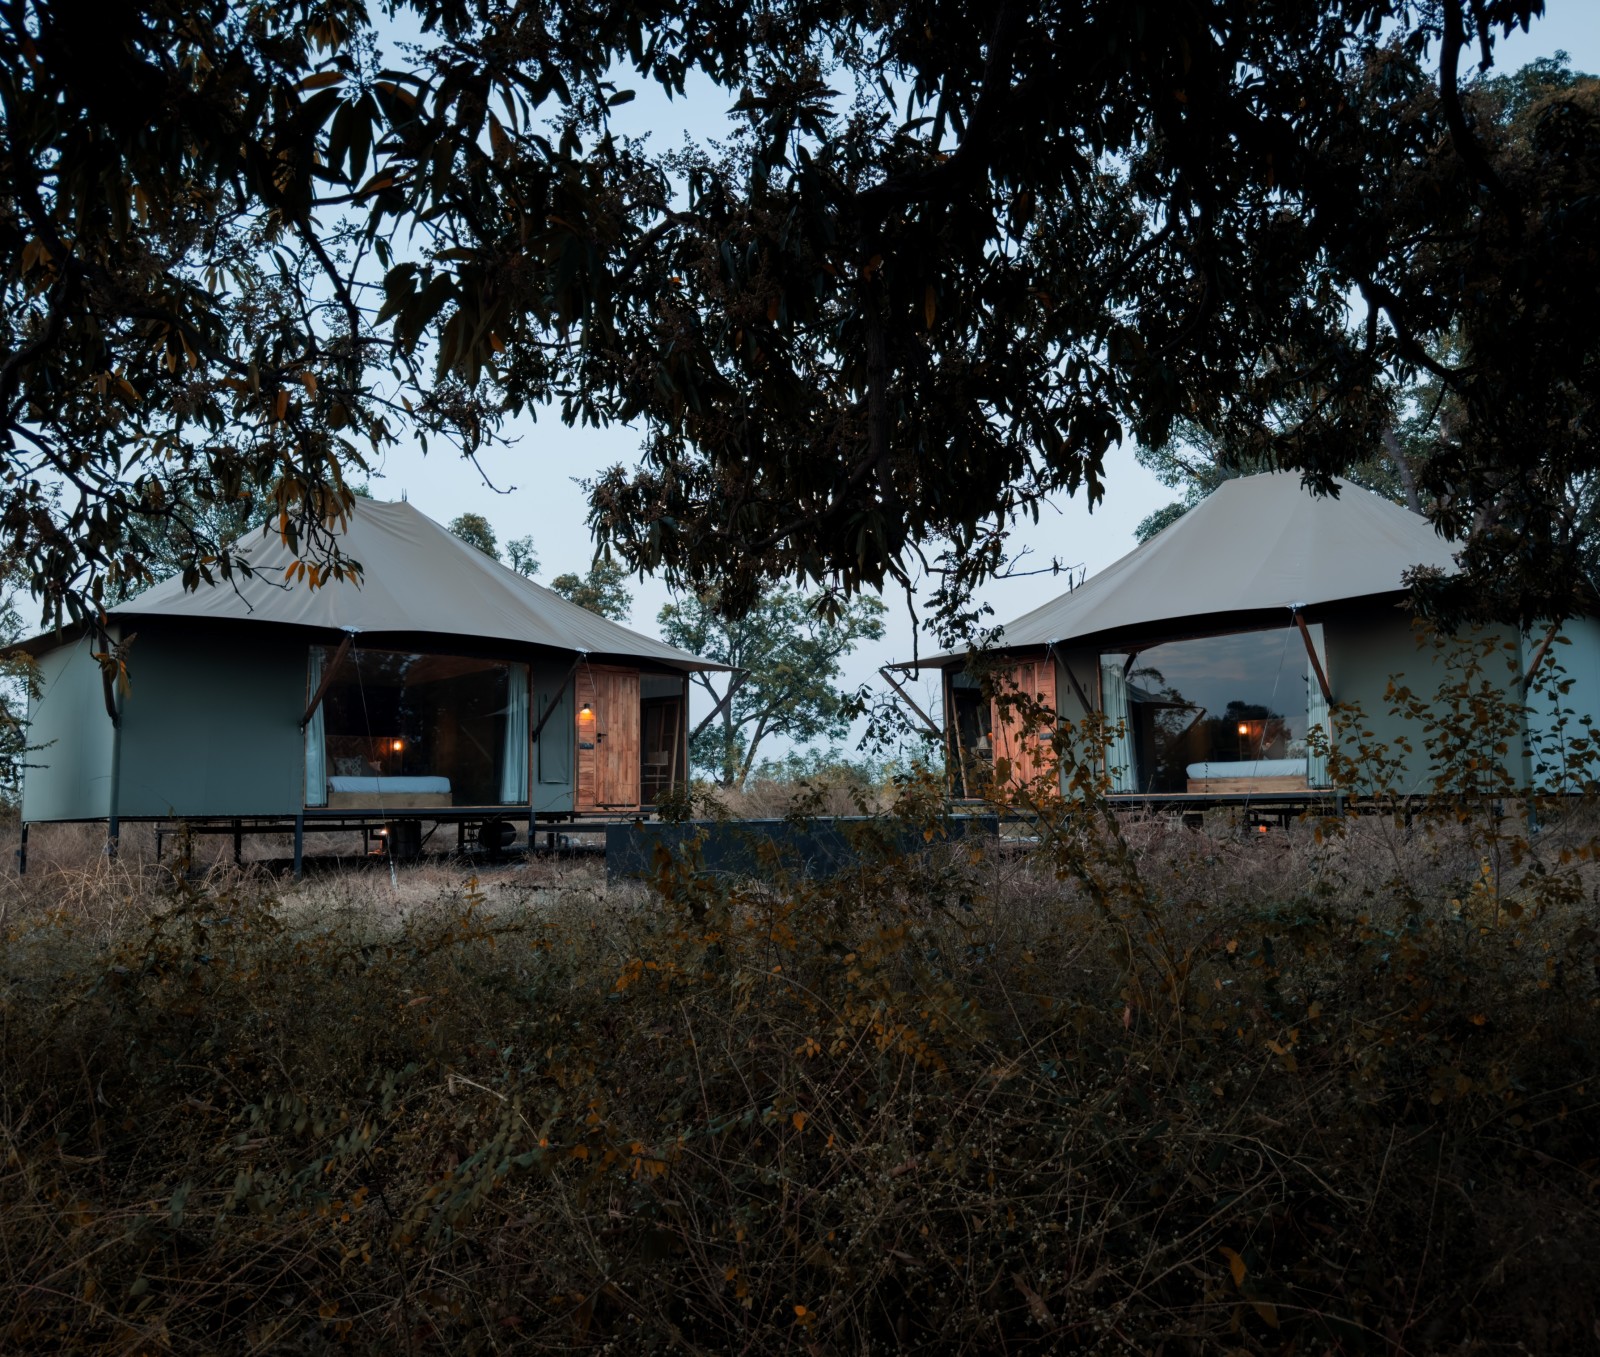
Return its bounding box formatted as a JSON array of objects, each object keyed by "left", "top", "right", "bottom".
[
  {"left": 937, "top": 473, "right": 1459, "bottom": 658},
  {"left": 111, "top": 498, "right": 725, "bottom": 672}
]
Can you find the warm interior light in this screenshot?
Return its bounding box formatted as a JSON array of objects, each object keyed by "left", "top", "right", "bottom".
[
  {"left": 391, "top": 738, "right": 404, "bottom": 752},
  {"left": 1237, "top": 722, "right": 1250, "bottom": 736}
]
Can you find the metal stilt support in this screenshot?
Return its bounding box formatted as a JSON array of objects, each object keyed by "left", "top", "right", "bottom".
[
  {"left": 293, "top": 813, "right": 305, "bottom": 880},
  {"left": 16, "top": 821, "right": 27, "bottom": 875}
]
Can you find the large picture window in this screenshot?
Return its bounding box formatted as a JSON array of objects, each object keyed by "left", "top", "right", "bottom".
[
  {"left": 305, "top": 647, "right": 529, "bottom": 808},
  {"left": 1099, "top": 626, "right": 1326, "bottom": 793}
]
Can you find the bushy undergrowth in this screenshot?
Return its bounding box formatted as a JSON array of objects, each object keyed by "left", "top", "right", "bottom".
[{"left": 3, "top": 787, "right": 1599, "bottom": 1355}]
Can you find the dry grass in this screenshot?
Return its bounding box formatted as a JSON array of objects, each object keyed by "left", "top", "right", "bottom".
[{"left": 2, "top": 785, "right": 1598, "bottom": 1354}]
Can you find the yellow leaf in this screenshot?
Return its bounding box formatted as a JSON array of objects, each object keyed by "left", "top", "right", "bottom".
[
  {"left": 1251, "top": 1298, "right": 1279, "bottom": 1328},
  {"left": 791, "top": 1111, "right": 807, "bottom": 1133},
  {"left": 488, "top": 113, "right": 512, "bottom": 161},
  {"left": 924, "top": 283, "right": 936, "bottom": 329},
  {"left": 273, "top": 389, "right": 289, "bottom": 421},
  {"left": 299, "top": 371, "right": 318, "bottom": 396},
  {"left": 297, "top": 70, "right": 345, "bottom": 91},
  {"left": 1219, "top": 1246, "right": 1246, "bottom": 1288}
]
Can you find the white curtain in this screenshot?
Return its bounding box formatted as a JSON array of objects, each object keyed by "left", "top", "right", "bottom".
[
  {"left": 1306, "top": 653, "right": 1331, "bottom": 788},
  {"left": 1099, "top": 658, "right": 1136, "bottom": 792},
  {"left": 304, "top": 648, "right": 327, "bottom": 806},
  {"left": 500, "top": 663, "right": 530, "bottom": 803}
]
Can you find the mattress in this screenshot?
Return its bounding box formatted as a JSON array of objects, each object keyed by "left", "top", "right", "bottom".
[
  {"left": 1186, "top": 759, "right": 1306, "bottom": 780},
  {"left": 328, "top": 775, "right": 452, "bottom": 794}
]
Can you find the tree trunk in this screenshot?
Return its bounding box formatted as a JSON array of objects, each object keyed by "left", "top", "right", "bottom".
[
  {"left": 720, "top": 706, "right": 737, "bottom": 788},
  {"left": 1382, "top": 426, "right": 1423, "bottom": 515}
]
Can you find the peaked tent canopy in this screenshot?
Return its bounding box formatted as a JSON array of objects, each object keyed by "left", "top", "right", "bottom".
[
  {"left": 948, "top": 474, "right": 1460, "bottom": 657},
  {"left": 96, "top": 498, "right": 725, "bottom": 672}
]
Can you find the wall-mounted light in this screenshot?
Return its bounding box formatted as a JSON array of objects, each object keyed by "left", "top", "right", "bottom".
[
  {"left": 391, "top": 738, "right": 405, "bottom": 752},
  {"left": 1237, "top": 722, "right": 1250, "bottom": 736},
  {"left": 579, "top": 702, "right": 594, "bottom": 718}
]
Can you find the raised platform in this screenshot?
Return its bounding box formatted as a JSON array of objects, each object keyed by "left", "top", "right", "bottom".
[{"left": 13, "top": 807, "right": 645, "bottom": 876}]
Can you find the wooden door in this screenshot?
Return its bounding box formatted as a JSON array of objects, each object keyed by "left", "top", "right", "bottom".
[
  {"left": 990, "top": 657, "right": 1058, "bottom": 782},
  {"left": 576, "top": 666, "right": 640, "bottom": 810}
]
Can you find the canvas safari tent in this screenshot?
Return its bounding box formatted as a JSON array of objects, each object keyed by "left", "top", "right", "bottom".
[
  {"left": 895, "top": 473, "right": 1600, "bottom": 801},
  {"left": 18, "top": 499, "right": 726, "bottom": 864}
]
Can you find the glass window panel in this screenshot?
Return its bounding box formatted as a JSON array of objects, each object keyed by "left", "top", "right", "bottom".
[
  {"left": 308, "top": 647, "right": 526, "bottom": 806},
  {"left": 948, "top": 671, "right": 993, "bottom": 797},
  {"left": 304, "top": 646, "right": 327, "bottom": 806},
  {"left": 537, "top": 684, "right": 572, "bottom": 785},
  {"left": 1102, "top": 626, "right": 1320, "bottom": 793}
]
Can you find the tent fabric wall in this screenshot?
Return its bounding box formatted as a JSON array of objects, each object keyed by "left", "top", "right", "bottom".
[
  {"left": 115, "top": 624, "right": 307, "bottom": 818},
  {"left": 532, "top": 658, "right": 576, "bottom": 814},
  {"left": 1321, "top": 612, "right": 1527, "bottom": 796},
  {"left": 1522, "top": 618, "right": 1600, "bottom": 793},
  {"left": 21, "top": 634, "right": 117, "bottom": 823},
  {"left": 1051, "top": 650, "right": 1098, "bottom": 725}
]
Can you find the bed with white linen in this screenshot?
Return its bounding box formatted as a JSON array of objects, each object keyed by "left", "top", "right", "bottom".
[
  {"left": 1185, "top": 758, "right": 1308, "bottom": 795},
  {"left": 325, "top": 775, "right": 452, "bottom": 809}
]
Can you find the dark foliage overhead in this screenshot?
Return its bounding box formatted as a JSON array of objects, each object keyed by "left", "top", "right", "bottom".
[{"left": 2, "top": 0, "right": 1591, "bottom": 632}]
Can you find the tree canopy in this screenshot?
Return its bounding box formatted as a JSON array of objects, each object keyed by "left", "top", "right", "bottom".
[
  {"left": 2, "top": 0, "right": 1591, "bottom": 636},
  {"left": 549, "top": 559, "right": 632, "bottom": 621},
  {"left": 446, "top": 511, "right": 498, "bottom": 559},
  {"left": 658, "top": 585, "right": 886, "bottom": 788}
]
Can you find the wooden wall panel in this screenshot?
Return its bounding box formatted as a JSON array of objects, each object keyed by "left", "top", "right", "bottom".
[
  {"left": 576, "top": 666, "right": 641, "bottom": 810},
  {"left": 990, "top": 658, "right": 1058, "bottom": 782}
]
